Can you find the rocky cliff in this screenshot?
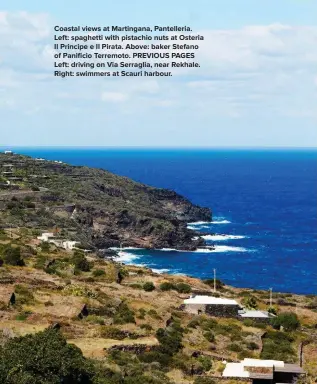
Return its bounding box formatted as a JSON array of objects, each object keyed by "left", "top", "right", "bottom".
[{"left": 0, "top": 153, "right": 211, "bottom": 250}]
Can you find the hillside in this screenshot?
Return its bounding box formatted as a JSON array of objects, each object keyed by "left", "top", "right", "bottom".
[
  {"left": 0, "top": 228, "right": 316, "bottom": 383},
  {"left": 0, "top": 152, "right": 211, "bottom": 250}
]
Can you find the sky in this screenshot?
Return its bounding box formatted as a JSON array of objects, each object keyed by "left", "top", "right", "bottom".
[{"left": 0, "top": 0, "right": 317, "bottom": 147}]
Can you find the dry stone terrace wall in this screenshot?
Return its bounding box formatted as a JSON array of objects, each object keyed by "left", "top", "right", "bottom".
[
  {"left": 205, "top": 304, "right": 240, "bottom": 318},
  {"left": 184, "top": 303, "right": 241, "bottom": 317},
  {"left": 106, "top": 344, "right": 160, "bottom": 354}
]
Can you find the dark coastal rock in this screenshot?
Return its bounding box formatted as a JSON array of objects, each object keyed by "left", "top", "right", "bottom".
[{"left": 0, "top": 153, "right": 212, "bottom": 251}]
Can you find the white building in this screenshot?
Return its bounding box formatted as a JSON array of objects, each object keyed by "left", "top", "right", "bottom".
[
  {"left": 62, "top": 241, "right": 79, "bottom": 251},
  {"left": 184, "top": 296, "right": 238, "bottom": 305},
  {"left": 183, "top": 295, "right": 240, "bottom": 317},
  {"left": 223, "top": 358, "right": 304, "bottom": 382},
  {"left": 37, "top": 232, "right": 55, "bottom": 242},
  {"left": 238, "top": 309, "right": 275, "bottom": 319}
]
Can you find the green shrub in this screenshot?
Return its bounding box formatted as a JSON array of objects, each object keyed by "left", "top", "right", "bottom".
[
  {"left": 14, "top": 284, "right": 34, "bottom": 304},
  {"left": 15, "top": 312, "right": 29, "bottom": 321},
  {"left": 138, "top": 351, "right": 171, "bottom": 367},
  {"left": 175, "top": 283, "right": 191, "bottom": 294},
  {"left": 159, "top": 282, "right": 175, "bottom": 291},
  {"left": 0, "top": 329, "right": 94, "bottom": 383},
  {"left": 271, "top": 312, "right": 300, "bottom": 331},
  {"left": 197, "top": 355, "right": 213, "bottom": 372},
  {"left": 201, "top": 318, "right": 217, "bottom": 331},
  {"left": 140, "top": 323, "right": 153, "bottom": 331},
  {"left": 203, "top": 278, "right": 224, "bottom": 290},
  {"left": 243, "top": 296, "right": 258, "bottom": 309},
  {"left": 113, "top": 303, "right": 135, "bottom": 324},
  {"left": 246, "top": 341, "right": 259, "bottom": 350},
  {"left": 268, "top": 306, "right": 277, "bottom": 315},
  {"left": 137, "top": 308, "right": 146, "bottom": 319},
  {"left": 228, "top": 343, "right": 242, "bottom": 352},
  {"left": 155, "top": 320, "right": 184, "bottom": 356},
  {"left": 261, "top": 331, "right": 296, "bottom": 362},
  {"left": 92, "top": 269, "right": 105, "bottom": 277},
  {"left": 34, "top": 255, "right": 47, "bottom": 269},
  {"left": 203, "top": 331, "right": 215, "bottom": 342},
  {"left": 188, "top": 318, "right": 201, "bottom": 328},
  {"left": 2, "top": 246, "right": 25, "bottom": 266},
  {"left": 243, "top": 319, "right": 254, "bottom": 327},
  {"left": 72, "top": 250, "right": 90, "bottom": 272},
  {"left": 143, "top": 282, "right": 155, "bottom": 292},
  {"left": 148, "top": 309, "right": 161, "bottom": 319},
  {"left": 40, "top": 242, "right": 50, "bottom": 252}
]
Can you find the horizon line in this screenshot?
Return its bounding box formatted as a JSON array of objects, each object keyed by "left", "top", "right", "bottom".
[{"left": 1, "top": 146, "right": 317, "bottom": 151}]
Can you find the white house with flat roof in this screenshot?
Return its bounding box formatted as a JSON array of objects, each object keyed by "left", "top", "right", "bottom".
[
  {"left": 184, "top": 296, "right": 238, "bottom": 305},
  {"left": 239, "top": 309, "right": 275, "bottom": 319},
  {"left": 184, "top": 295, "right": 241, "bottom": 317},
  {"left": 183, "top": 295, "right": 276, "bottom": 321},
  {"left": 62, "top": 241, "right": 79, "bottom": 251},
  {"left": 223, "top": 358, "right": 304, "bottom": 383},
  {"left": 37, "top": 232, "right": 55, "bottom": 241}
]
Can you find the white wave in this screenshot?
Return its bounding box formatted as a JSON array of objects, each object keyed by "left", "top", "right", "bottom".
[
  {"left": 159, "top": 248, "right": 177, "bottom": 252},
  {"left": 211, "top": 220, "right": 231, "bottom": 224},
  {"left": 187, "top": 221, "right": 211, "bottom": 225},
  {"left": 109, "top": 246, "right": 146, "bottom": 251},
  {"left": 202, "top": 234, "right": 245, "bottom": 241},
  {"left": 213, "top": 245, "right": 248, "bottom": 253},
  {"left": 151, "top": 268, "right": 170, "bottom": 274},
  {"left": 195, "top": 248, "right": 215, "bottom": 253},
  {"left": 116, "top": 251, "right": 141, "bottom": 263}
]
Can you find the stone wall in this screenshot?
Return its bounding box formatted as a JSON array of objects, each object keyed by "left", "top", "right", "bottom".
[
  {"left": 184, "top": 303, "right": 240, "bottom": 317},
  {"left": 184, "top": 304, "right": 206, "bottom": 315},
  {"left": 205, "top": 304, "right": 240, "bottom": 318},
  {"left": 238, "top": 316, "right": 272, "bottom": 324},
  {"left": 106, "top": 344, "right": 159, "bottom": 354}
]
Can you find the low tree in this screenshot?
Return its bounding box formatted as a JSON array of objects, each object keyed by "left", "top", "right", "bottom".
[
  {"left": 243, "top": 296, "right": 258, "bottom": 310},
  {"left": 72, "top": 250, "right": 90, "bottom": 272},
  {"left": 40, "top": 241, "right": 50, "bottom": 252},
  {"left": 2, "top": 246, "right": 25, "bottom": 266},
  {"left": 203, "top": 278, "right": 224, "bottom": 290},
  {"left": 271, "top": 312, "right": 300, "bottom": 331},
  {"left": 0, "top": 328, "right": 94, "bottom": 383}
]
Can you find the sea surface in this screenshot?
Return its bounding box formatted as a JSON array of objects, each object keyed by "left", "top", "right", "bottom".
[{"left": 7, "top": 148, "right": 317, "bottom": 294}]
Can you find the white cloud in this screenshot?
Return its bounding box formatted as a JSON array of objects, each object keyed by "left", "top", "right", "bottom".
[{"left": 0, "top": 11, "right": 316, "bottom": 146}]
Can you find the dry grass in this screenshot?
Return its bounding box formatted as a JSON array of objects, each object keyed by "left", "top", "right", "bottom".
[{"left": 69, "top": 336, "right": 158, "bottom": 358}]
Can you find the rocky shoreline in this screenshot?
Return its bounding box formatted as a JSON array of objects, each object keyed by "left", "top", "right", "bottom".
[{"left": 0, "top": 152, "right": 212, "bottom": 252}]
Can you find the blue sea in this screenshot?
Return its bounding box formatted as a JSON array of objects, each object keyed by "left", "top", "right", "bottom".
[{"left": 6, "top": 148, "right": 317, "bottom": 294}]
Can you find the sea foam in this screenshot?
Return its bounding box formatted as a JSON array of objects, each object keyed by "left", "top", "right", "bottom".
[
  {"left": 116, "top": 251, "right": 140, "bottom": 263},
  {"left": 202, "top": 234, "right": 245, "bottom": 241},
  {"left": 151, "top": 268, "right": 170, "bottom": 274},
  {"left": 211, "top": 219, "right": 231, "bottom": 224},
  {"left": 212, "top": 245, "right": 248, "bottom": 253}
]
